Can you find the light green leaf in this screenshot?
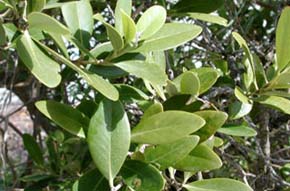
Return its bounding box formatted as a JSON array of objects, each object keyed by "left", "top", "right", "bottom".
[
  {"left": 180, "top": 71, "right": 200, "bottom": 96},
  {"left": 103, "top": 22, "right": 124, "bottom": 51},
  {"left": 115, "top": 60, "right": 167, "bottom": 86},
  {"left": 28, "top": 12, "right": 70, "bottom": 36},
  {"left": 115, "top": 0, "right": 132, "bottom": 36},
  {"left": 259, "top": 91, "right": 290, "bottom": 99},
  {"left": 229, "top": 101, "right": 252, "bottom": 120},
  {"left": 171, "top": 0, "right": 224, "bottom": 14},
  {"left": 218, "top": 125, "right": 257, "bottom": 137},
  {"left": 131, "top": 111, "right": 205, "bottom": 144},
  {"left": 90, "top": 42, "right": 113, "bottom": 58},
  {"left": 35, "top": 100, "right": 88, "bottom": 138},
  {"left": 186, "top": 13, "right": 228, "bottom": 26},
  {"left": 141, "top": 102, "right": 163, "bottom": 121},
  {"left": 72, "top": 169, "right": 110, "bottom": 191},
  {"left": 184, "top": 178, "right": 253, "bottom": 191},
  {"left": 174, "top": 144, "right": 222, "bottom": 172},
  {"left": 234, "top": 86, "right": 250, "bottom": 104},
  {"left": 27, "top": 0, "right": 46, "bottom": 13},
  {"left": 134, "top": 23, "right": 202, "bottom": 52},
  {"left": 254, "top": 95, "right": 290, "bottom": 115},
  {"left": 136, "top": 5, "right": 166, "bottom": 40},
  {"left": 276, "top": 7, "right": 290, "bottom": 72},
  {"left": 88, "top": 99, "right": 130, "bottom": 186},
  {"left": 267, "top": 71, "right": 290, "bottom": 89},
  {"left": 22, "top": 134, "right": 44, "bottom": 166},
  {"left": 120, "top": 160, "right": 165, "bottom": 191},
  {"left": 47, "top": 32, "right": 69, "bottom": 57},
  {"left": 16, "top": 31, "right": 61, "bottom": 88},
  {"left": 194, "top": 110, "right": 228, "bottom": 142},
  {"left": 36, "top": 40, "right": 119, "bottom": 101},
  {"left": 144, "top": 135, "right": 200, "bottom": 169},
  {"left": 121, "top": 10, "right": 136, "bottom": 43},
  {"left": 232, "top": 32, "right": 256, "bottom": 90},
  {"left": 61, "top": 0, "right": 93, "bottom": 47},
  {"left": 190, "top": 67, "right": 220, "bottom": 94}
]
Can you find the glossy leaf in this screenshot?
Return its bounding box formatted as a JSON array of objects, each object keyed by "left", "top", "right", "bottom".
[
  {"left": 229, "top": 101, "right": 252, "bottom": 120},
  {"left": 72, "top": 169, "right": 110, "bottom": 191},
  {"left": 171, "top": 0, "right": 224, "bottom": 13},
  {"left": 115, "top": 0, "right": 132, "bottom": 36},
  {"left": 115, "top": 60, "right": 167, "bottom": 86},
  {"left": 180, "top": 71, "right": 200, "bottom": 96},
  {"left": 184, "top": 178, "right": 253, "bottom": 191},
  {"left": 186, "top": 13, "right": 228, "bottom": 26},
  {"left": 144, "top": 135, "right": 200, "bottom": 169},
  {"left": 88, "top": 99, "right": 130, "bottom": 186},
  {"left": 28, "top": 12, "right": 70, "bottom": 36},
  {"left": 254, "top": 95, "right": 290, "bottom": 115},
  {"left": 276, "top": 7, "right": 290, "bottom": 71},
  {"left": 194, "top": 110, "right": 228, "bottom": 142},
  {"left": 121, "top": 10, "right": 136, "bottom": 43},
  {"left": 136, "top": 5, "right": 166, "bottom": 40},
  {"left": 131, "top": 111, "right": 205, "bottom": 144},
  {"left": 134, "top": 23, "right": 202, "bottom": 52},
  {"left": 120, "top": 160, "right": 165, "bottom": 191},
  {"left": 16, "top": 31, "right": 61, "bottom": 88},
  {"left": 174, "top": 144, "right": 222, "bottom": 172},
  {"left": 27, "top": 0, "right": 46, "bottom": 13},
  {"left": 22, "top": 134, "right": 44, "bottom": 166},
  {"left": 35, "top": 100, "right": 89, "bottom": 138},
  {"left": 218, "top": 125, "right": 257, "bottom": 137},
  {"left": 61, "top": 0, "right": 93, "bottom": 47}
]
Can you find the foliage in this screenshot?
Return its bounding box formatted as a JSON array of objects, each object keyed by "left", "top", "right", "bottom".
[{"left": 1, "top": 0, "right": 290, "bottom": 191}]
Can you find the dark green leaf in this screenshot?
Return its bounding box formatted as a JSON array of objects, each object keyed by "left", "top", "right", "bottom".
[
  {"left": 88, "top": 99, "right": 130, "bottom": 186},
  {"left": 131, "top": 111, "right": 205, "bottom": 144},
  {"left": 120, "top": 160, "right": 165, "bottom": 191},
  {"left": 22, "top": 134, "right": 44, "bottom": 166},
  {"left": 171, "top": 0, "right": 224, "bottom": 13},
  {"left": 27, "top": 0, "right": 46, "bottom": 13}
]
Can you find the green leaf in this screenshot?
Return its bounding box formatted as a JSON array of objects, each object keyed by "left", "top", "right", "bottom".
[
  {"left": 16, "top": 31, "right": 61, "bottom": 88},
  {"left": 131, "top": 111, "right": 205, "bottom": 144},
  {"left": 103, "top": 22, "right": 124, "bottom": 51},
  {"left": 115, "top": 60, "right": 168, "bottom": 86},
  {"left": 120, "top": 160, "right": 165, "bottom": 191},
  {"left": 194, "top": 110, "right": 228, "bottom": 142},
  {"left": 22, "top": 134, "right": 44, "bottom": 166},
  {"left": 234, "top": 86, "right": 250, "bottom": 104},
  {"left": 0, "top": 21, "right": 6, "bottom": 46},
  {"left": 90, "top": 42, "right": 113, "bottom": 58},
  {"left": 253, "top": 54, "right": 268, "bottom": 88},
  {"left": 121, "top": 10, "right": 136, "bottom": 43},
  {"left": 218, "top": 125, "right": 257, "bottom": 137},
  {"left": 171, "top": 0, "right": 224, "bottom": 13},
  {"left": 72, "top": 169, "right": 110, "bottom": 191},
  {"left": 186, "top": 13, "right": 228, "bottom": 26},
  {"left": 88, "top": 99, "right": 130, "bottom": 186},
  {"left": 184, "top": 178, "right": 253, "bottom": 191},
  {"left": 229, "top": 101, "right": 252, "bottom": 120},
  {"left": 28, "top": 12, "right": 70, "bottom": 36},
  {"left": 180, "top": 71, "right": 200, "bottom": 96},
  {"left": 27, "top": 0, "right": 46, "bottom": 13},
  {"left": 190, "top": 67, "right": 220, "bottom": 94},
  {"left": 134, "top": 23, "right": 202, "bottom": 52},
  {"left": 61, "top": 0, "right": 93, "bottom": 47},
  {"left": 276, "top": 7, "right": 290, "bottom": 72},
  {"left": 114, "top": 0, "right": 132, "bottom": 36},
  {"left": 144, "top": 135, "right": 200, "bottom": 169},
  {"left": 35, "top": 100, "right": 89, "bottom": 138},
  {"left": 136, "top": 5, "right": 166, "bottom": 40},
  {"left": 254, "top": 95, "right": 290, "bottom": 115},
  {"left": 267, "top": 71, "right": 290, "bottom": 89},
  {"left": 174, "top": 144, "right": 222, "bottom": 172},
  {"left": 116, "top": 84, "right": 149, "bottom": 102},
  {"left": 141, "top": 102, "right": 163, "bottom": 121}
]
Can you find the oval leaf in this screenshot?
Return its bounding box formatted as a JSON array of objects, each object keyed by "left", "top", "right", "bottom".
[
  {"left": 180, "top": 71, "right": 200, "bottom": 96},
  {"left": 22, "top": 134, "right": 44, "bottom": 166},
  {"left": 114, "top": 0, "right": 132, "bottom": 36},
  {"left": 144, "top": 135, "right": 200, "bottom": 169},
  {"left": 16, "top": 31, "right": 61, "bottom": 88},
  {"left": 136, "top": 5, "right": 166, "bottom": 40},
  {"left": 174, "top": 144, "right": 222, "bottom": 172},
  {"left": 184, "top": 178, "right": 253, "bottom": 191},
  {"left": 133, "top": 23, "right": 202, "bottom": 52},
  {"left": 254, "top": 95, "right": 290, "bottom": 115},
  {"left": 88, "top": 99, "right": 130, "bottom": 186},
  {"left": 35, "top": 100, "right": 88, "bottom": 138},
  {"left": 120, "top": 160, "right": 165, "bottom": 191},
  {"left": 131, "top": 111, "right": 205, "bottom": 144},
  {"left": 218, "top": 125, "right": 257, "bottom": 137},
  {"left": 121, "top": 10, "right": 136, "bottom": 43}
]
